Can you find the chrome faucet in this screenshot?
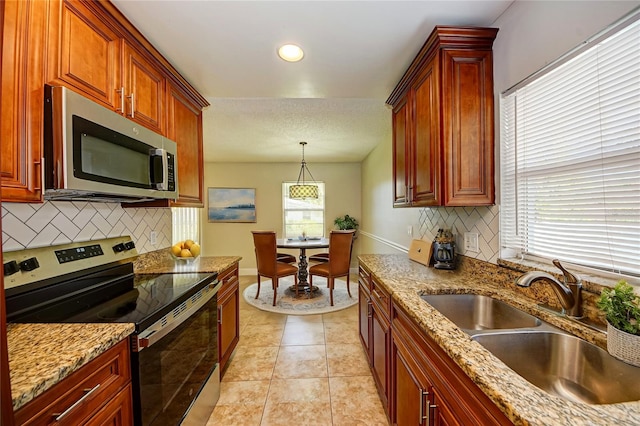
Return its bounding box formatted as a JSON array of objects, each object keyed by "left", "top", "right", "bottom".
[{"left": 515, "top": 259, "right": 583, "bottom": 318}]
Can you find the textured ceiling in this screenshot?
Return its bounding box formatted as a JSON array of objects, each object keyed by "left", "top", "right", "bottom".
[
  {"left": 110, "top": 1, "right": 513, "bottom": 162},
  {"left": 203, "top": 98, "right": 391, "bottom": 162}
]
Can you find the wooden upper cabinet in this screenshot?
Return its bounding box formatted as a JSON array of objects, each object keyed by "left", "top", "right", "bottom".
[
  {"left": 47, "top": 0, "right": 121, "bottom": 110},
  {"left": 411, "top": 55, "right": 441, "bottom": 206},
  {"left": 122, "top": 42, "right": 165, "bottom": 135},
  {"left": 441, "top": 49, "right": 494, "bottom": 206},
  {"left": 392, "top": 99, "right": 409, "bottom": 206},
  {"left": 0, "top": 0, "right": 48, "bottom": 202},
  {"left": 2, "top": 0, "right": 208, "bottom": 204},
  {"left": 388, "top": 26, "right": 498, "bottom": 207},
  {"left": 167, "top": 84, "right": 204, "bottom": 206}
]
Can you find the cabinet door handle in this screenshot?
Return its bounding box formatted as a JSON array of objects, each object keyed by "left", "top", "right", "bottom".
[
  {"left": 52, "top": 383, "right": 100, "bottom": 421},
  {"left": 218, "top": 305, "right": 222, "bottom": 324},
  {"left": 33, "top": 157, "right": 43, "bottom": 191},
  {"left": 126, "top": 92, "right": 135, "bottom": 118},
  {"left": 418, "top": 389, "right": 429, "bottom": 424},
  {"left": 116, "top": 87, "right": 125, "bottom": 113},
  {"left": 367, "top": 301, "right": 373, "bottom": 318}
]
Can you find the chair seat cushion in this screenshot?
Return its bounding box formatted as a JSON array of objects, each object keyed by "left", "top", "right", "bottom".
[
  {"left": 308, "top": 263, "right": 330, "bottom": 277},
  {"left": 308, "top": 253, "right": 329, "bottom": 263},
  {"left": 276, "top": 261, "right": 298, "bottom": 276},
  {"left": 277, "top": 253, "right": 297, "bottom": 264}
]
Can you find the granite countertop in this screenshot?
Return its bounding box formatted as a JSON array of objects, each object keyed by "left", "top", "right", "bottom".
[
  {"left": 134, "top": 251, "right": 241, "bottom": 275},
  {"left": 7, "top": 323, "right": 134, "bottom": 411},
  {"left": 358, "top": 254, "right": 640, "bottom": 426},
  {"left": 8, "top": 254, "right": 241, "bottom": 413}
]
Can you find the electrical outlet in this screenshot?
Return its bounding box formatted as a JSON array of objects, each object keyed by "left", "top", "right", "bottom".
[
  {"left": 407, "top": 225, "right": 413, "bottom": 237},
  {"left": 464, "top": 232, "right": 479, "bottom": 253},
  {"left": 150, "top": 231, "right": 157, "bottom": 246}
]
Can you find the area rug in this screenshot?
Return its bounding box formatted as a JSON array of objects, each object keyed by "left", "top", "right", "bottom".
[{"left": 242, "top": 276, "right": 358, "bottom": 315}]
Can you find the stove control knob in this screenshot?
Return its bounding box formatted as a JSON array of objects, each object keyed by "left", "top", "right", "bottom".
[
  {"left": 113, "top": 243, "right": 125, "bottom": 253},
  {"left": 124, "top": 241, "right": 136, "bottom": 250},
  {"left": 3, "top": 261, "right": 19, "bottom": 276},
  {"left": 19, "top": 257, "right": 40, "bottom": 272}
]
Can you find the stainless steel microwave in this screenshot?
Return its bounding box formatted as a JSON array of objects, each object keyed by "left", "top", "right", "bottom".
[{"left": 44, "top": 85, "right": 178, "bottom": 203}]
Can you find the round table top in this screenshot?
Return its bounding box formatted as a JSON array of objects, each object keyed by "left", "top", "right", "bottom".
[{"left": 277, "top": 238, "right": 329, "bottom": 249}]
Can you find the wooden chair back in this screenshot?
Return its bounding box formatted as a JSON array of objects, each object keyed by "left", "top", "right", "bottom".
[
  {"left": 252, "top": 231, "right": 278, "bottom": 276},
  {"left": 328, "top": 230, "right": 355, "bottom": 274}
]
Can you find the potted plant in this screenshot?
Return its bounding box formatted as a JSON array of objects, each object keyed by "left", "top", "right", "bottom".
[
  {"left": 334, "top": 214, "right": 359, "bottom": 231},
  {"left": 597, "top": 280, "right": 640, "bottom": 366}
]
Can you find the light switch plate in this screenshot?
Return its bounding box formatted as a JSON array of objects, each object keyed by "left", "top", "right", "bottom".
[{"left": 464, "top": 232, "right": 479, "bottom": 253}]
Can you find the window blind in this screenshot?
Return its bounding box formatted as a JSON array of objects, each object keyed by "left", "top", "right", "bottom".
[
  {"left": 172, "top": 207, "right": 200, "bottom": 244},
  {"left": 501, "top": 14, "right": 640, "bottom": 276}
]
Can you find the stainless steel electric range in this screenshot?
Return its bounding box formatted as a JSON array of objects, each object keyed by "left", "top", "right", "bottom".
[{"left": 4, "top": 236, "right": 220, "bottom": 426}]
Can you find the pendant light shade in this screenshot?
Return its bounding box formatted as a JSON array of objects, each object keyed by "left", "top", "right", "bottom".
[
  {"left": 290, "top": 142, "right": 318, "bottom": 199},
  {"left": 289, "top": 184, "right": 318, "bottom": 199}
]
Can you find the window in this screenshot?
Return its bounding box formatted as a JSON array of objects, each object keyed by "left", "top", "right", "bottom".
[
  {"left": 172, "top": 207, "right": 200, "bottom": 244},
  {"left": 501, "top": 12, "right": 640, "bottom": 277},
  {"left": 283, "top": 182, "right": 325, "bottom": 238}
]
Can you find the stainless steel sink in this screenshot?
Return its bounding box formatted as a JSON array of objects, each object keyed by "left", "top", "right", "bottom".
[
  {"left": 472, "top": 331, "right": 640, "bottom": 404},
  {"left": 421, "top": 294, "right": 541, "bottom": 331}
]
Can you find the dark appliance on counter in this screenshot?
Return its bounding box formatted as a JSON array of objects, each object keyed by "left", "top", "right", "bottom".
[
  {"left": 4, "top": 237, "right": 220, "bottom": 426},
  {"left": 432, "top": 229, "right": 456, "bottom": 270}
]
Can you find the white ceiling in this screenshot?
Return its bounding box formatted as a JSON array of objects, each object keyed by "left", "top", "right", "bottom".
[{"left": 111, "top": 0, "right": 513, "bottom": 163}]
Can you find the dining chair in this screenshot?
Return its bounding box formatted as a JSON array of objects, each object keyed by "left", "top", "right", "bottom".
[
  {"left": 308, "top": 230, "right": 355, "bottom": 306},
  {"left": 277, "top": 253, "right": 297, "bottom": 264},
  {"left": 252, "top": 231, "right": 299, "bottom": 305}
]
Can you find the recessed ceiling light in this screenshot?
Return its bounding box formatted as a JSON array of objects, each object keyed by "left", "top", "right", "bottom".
[{"left": 278, "top": 44, "right": 304, "bottom": 62}]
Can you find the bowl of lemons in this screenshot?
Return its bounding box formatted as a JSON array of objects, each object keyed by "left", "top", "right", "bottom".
[{"left": 171, "top": 240, "right": 201, "bottom": 261}]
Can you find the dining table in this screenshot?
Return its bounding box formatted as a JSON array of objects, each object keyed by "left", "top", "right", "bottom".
[{"left": 277, "top": 237, "right": 329, "bottom": 296}]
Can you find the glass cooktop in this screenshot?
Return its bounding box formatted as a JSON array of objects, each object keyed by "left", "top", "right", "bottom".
[{"left": 8, "top": 271, "right": 218, "bottom": 332}]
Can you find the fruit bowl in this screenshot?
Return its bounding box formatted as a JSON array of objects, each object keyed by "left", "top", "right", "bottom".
[{"left": 171, "top": 240, "right": 201, "bottom": 262}]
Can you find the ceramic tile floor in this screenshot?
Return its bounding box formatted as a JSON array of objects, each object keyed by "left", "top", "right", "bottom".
[{"left": 207, "top": 275, "right": 390, "bottom": 425}]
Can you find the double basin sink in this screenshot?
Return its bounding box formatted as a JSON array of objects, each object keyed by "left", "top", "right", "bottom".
[{"left": 421, "top": 294, "right": 640, "bottom": 405}]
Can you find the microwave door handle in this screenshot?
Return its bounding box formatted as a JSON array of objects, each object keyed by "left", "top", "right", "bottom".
[{"left": 149, "top": 149, "right": 168, "bottom": 190}]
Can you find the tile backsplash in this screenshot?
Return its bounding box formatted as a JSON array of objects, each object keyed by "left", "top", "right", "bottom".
[
  {"left": 2, "top": 201, "right": 172, "bottom": 254},
  {"left": 417, "top": 205, "right": 499, "bottom": 263}
]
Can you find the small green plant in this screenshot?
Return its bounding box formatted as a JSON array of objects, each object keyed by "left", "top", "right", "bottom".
[
  {"left": 597, "top": 280, "right": 640, "bottom": 336},
  {"left": 334, "top": 214, "right": 359, "bottom": 230}
]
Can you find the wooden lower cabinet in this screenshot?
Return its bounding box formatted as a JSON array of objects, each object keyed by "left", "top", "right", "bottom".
[
  {"left": 391, "top": 303, "right": 512, "bottom": 426},
  {"left": 358, "top": 265, "right": 390, "bottom": 418},
  {"left": 218, "top": 262, "right": 240, "bottom": 375},
  {"left": 14, "top": 338, "right": 133, "bottom": 426},
  {"left": 85, "top": 384, "right": 133, "bottom": 426}
]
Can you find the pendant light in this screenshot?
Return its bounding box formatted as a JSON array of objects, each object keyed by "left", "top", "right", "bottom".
[{"left": 289, "top": 142, "right": 318, "bottom": 199}]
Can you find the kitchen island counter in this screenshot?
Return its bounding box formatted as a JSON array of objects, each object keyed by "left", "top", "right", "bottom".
[
  {"left": 7, "top": 323, "right": 134, "bottom": 411},
  {"left": 359, "top": 254, "right": 640, "bottom": 426}
]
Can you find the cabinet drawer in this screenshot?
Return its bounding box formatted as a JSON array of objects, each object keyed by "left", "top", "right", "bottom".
[
  {"left": 371, "top": 276, "right": 391, "bottom": 320},
  {"left": 218, "top": 263, "right": 239, "bottom": 297},
  {"left": 15, "top": 339, "right": 131, "bottom": 426},
  {"left": 85, "top": 383, "right": 133, "bottom": 426},
  {"left": 358, "top": 265, "right": 371, "bottom": 291}
]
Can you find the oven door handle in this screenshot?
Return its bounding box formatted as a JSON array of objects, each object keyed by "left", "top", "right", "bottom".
[{"left": 135, "top": 280, "right": 220, "bottom": 351}]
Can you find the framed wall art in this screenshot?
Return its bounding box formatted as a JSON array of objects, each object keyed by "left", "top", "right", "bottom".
[{"left": 208, "top": 188, "right": 257, "bottom": 223}]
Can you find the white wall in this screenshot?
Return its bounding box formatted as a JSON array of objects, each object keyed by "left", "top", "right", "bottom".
[
  {"left": 360, "top": 0, "right": 640, "bottom": 263},
  {"left": 201, "top": 162, "right": 361, "bottom": 274}
]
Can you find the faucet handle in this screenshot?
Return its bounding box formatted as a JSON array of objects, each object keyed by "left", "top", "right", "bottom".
[{"left": 552, "top": 259, "right": 580, "bottom": 284}]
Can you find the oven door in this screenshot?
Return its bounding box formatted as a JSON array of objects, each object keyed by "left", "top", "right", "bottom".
[{"left": 131, "top": 281, "right": 220, "bottom": 426}]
